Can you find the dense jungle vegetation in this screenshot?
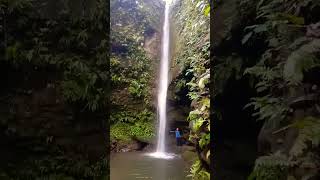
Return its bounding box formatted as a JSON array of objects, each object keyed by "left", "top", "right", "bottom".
[
  {"left": 110, "top": 0, "right": 163, "bottom": 150},
  {"left": 170, "top": 0, "right": 210, "bottom": 179},
  {"left": 212, "top": 0, "right": 320, "bottom": 179},
  {"left": 0, "top": 0, "right": 108, "bottom": 179}
]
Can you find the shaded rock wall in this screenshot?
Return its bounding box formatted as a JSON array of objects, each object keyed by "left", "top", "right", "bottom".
[
  {"left": 211, "top": 0, "right": 261, "bottom": 179},
  {"left": 0, "top": 65, "right": 106, "bottom": 162}
]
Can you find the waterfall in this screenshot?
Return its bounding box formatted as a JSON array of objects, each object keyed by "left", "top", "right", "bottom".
[
  {"left": 147, "top": 1, "right": 175, "bottom": 159},
  {"left": 156, "top": 1, "right": 170, "bottom": 153}
]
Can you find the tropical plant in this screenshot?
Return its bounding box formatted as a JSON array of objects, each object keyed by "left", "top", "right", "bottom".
[
  {"left": 241, "top": 0, "right": 320, "bottom": 179},
  {"left": 171, "top": 0, "right": 211, "bottom": 178}
]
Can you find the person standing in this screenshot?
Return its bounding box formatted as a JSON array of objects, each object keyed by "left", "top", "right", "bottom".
[{"left": 170, "top": 128, "right": 182, "bottom": 146}]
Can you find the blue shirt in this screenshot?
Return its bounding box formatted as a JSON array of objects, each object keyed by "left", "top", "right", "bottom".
[{"left": 175, "top": 130, "right": 181, "bottom": 138}]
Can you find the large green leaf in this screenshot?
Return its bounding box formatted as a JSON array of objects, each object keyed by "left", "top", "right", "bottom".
[{"left": 284, "top": 39, "right": 320, "bottom": 85}]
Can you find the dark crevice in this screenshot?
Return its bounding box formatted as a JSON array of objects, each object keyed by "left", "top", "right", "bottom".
[{"left": 213, "top": 76, "right": 262, "bottom": 179}]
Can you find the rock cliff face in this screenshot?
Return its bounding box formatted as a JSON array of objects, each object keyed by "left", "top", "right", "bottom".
[
  {"left": 17, "top": 86, "right": 103, "bottom": 153},
  {"left": 0, "top": 61, "right": 107, "bottom": 178},
  {"left": 109, "top": 0, "right": 164, "bottom": 152},
  {"left": 210, "top": 1, "right": 259, "bottom": 179}
]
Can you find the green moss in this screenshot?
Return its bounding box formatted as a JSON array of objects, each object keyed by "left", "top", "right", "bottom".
[
  {"left": 111, "top": 122, "right": 155, "bottom": 142},
  {"left": 110, "top": 123, "right": 132, "bottom": 142},
  {"left": 110, "top": 109, "right": 156, "bottom": 142}
]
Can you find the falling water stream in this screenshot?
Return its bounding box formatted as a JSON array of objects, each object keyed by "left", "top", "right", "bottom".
[
  {"left": 147, "top": 0, "right": 176, "bottom": 160},
  {"left": 156, "top": 0, "right": 170, "bottom": 153}
]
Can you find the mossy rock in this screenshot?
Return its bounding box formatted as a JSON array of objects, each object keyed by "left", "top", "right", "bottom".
[{"left": 182, "top": 150, "right": 197, "bottom": 163}]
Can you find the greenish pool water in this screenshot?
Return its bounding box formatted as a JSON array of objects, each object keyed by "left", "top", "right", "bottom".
[{"left": 110, "top": 152, "right": 190, "bottom": 180}]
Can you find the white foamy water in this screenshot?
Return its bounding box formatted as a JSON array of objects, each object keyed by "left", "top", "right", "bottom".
[
  {"left": 154, "top": 1, "right": 172, "bottom": 158},
  {"left": 146, "top": 152, "right": 177, "bottom": 160}
]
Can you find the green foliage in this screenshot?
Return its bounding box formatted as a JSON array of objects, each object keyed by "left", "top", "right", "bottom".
[
  {"left": 175, "top": 79, "right": 187, "bottom": 91},
  {"left": 284, "top": 39, "right": 320, "bottom": 85},
  {"left": 249, "top": 152, "right": 291, "bottom": 180},
  {"left": 172, "top": 0, "right": 210, "bottom": 177},
  {"left": 110, "top": 109, "right": 155, "bottom": 142},
  {"left": 199, "top": 133, "right": 210, "bottom": 149},
  {"left": 109, "top": 0, "right": 160, "bottom": 145},
  {"left": 241, "top": 0, "right": 320, "bottom": 179},
  {"left": 130, "top": 121, "right": 155, "bottom": 142},
  {"left": 290, "top": 117, "right": 320, "bottom": 157},
  {"left": 0, "top": 0, "right": 109, "bottom": 178},
  {"left": 245, "top": 95, "right": 289, "bottom": 127},
  {"left": 110, "top": 123, "right": 131, "bottom": 141},
  {"left": 110, "top": 46, "right": 153, "bottom": 103},
  {"left": 242, "top": 0, "right": 314, "bottom": 44},
  {"left": 187, "top": 160, "right": 210, "bottom": 180},
  {"left": 244, "top": 62, "right": 282, "bottom": 93},
  {"left": 0, "top": 150, "right": 107, "bottom": 179},
  {"left": 1, "top": 0, "right": 109, "bottom": 112},
  {"left": 110, "top": 0, "right": 160, "bottom": 50},
  {"left": 249, "top": 144, "right": 320, "bottom": 180},
  {"left": 128, "top": 79, "right": 147, "bottom": 99},
  {"left": 111, "top": 122, "right": 155, "bottom": 142},
  {"left": 173, "top": 78, "right": 188, "bottom": 101},
  {"left": 110, "top": 0, "right": 159, "bottom": 139},
  {"left": 110, "top": 109, "right": 154, "bottom": 124}
]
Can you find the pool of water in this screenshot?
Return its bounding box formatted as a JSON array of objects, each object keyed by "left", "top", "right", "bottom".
[{"left": 110, "top": 151, "right": 190, "bottom": 180}]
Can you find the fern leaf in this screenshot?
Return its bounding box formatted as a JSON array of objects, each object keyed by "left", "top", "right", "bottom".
[
  {"left": 284, "top": 39, "right": 320, "bottom": 85},
  {"left": 290, "top": 117, "right": 320, "bottom": 157}
]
